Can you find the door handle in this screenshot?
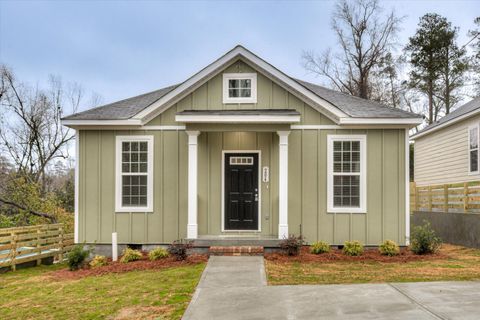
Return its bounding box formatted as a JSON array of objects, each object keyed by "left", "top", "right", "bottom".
[{"left": 254, "top": 188, "right": 258, "bottom": 202}]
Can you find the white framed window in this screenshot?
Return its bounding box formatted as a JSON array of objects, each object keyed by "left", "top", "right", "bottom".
[
  {"left": 327, "top": 135, "right": 367, "bottom": 213},
  {"left": 115, "top": 136, "right": 154, "bottom": 212},
  {"left": 469, "top": 124, "right": 479, "bottom": 174},
  {"left": 222, "top": 73, "right": 257, "bottom": 104}
]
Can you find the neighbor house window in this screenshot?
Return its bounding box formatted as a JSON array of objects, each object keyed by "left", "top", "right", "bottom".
[
  {"left": 116, "top": 136, "right": 153, "bottom": 212},
  {"left": 469, "top": 125, "right": 479, "bottom": 174},
  {"left": 223, "top": 73, "right": 257, "bottom": 104},
  {"left": 327, "top": 135, "right": 366, "bottom": 213}
]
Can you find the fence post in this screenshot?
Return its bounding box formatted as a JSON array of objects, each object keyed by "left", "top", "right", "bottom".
[
  {"left": 11, "top": 231, "right": 16, "bottom": 272},
  {"left": 464, "top": 182, "right": 469, "bottom": 212},
  {"left": 428, "top": 186, "right": 432, "bottom": 211},
  {"left": 443, "top": 184, "right": 448, "bottom": 213},
  {"left": 58, "top": 226, "right": 64, "bottom": 262},
  {"left": 36, "top": 227, "right": 42, "bottom": 266}
]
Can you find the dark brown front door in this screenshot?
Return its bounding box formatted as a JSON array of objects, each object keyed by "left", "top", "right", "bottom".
[{"left": 224, "top": 153, "right": 259, "bottom": 230}]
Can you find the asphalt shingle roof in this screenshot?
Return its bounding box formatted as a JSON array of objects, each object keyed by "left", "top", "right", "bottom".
[
  {"left": 63, "top": 84, "right": 178, "bottom": 120},
  {"left": 63, "top": 75, "right": 421, "bottom": 121},
  {"left": 411, "top": 97, "right": 480, "bottom": 138}
]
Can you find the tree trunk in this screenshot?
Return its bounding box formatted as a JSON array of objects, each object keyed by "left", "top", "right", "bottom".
[{"left": 428, "top": 79, "right": 433, "bottom": 124}]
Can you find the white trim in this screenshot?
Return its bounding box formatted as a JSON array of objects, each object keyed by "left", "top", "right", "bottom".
[
  {"left": 74, "top": 130, "right": 79, "bottom": 243},
  {"left": 141, "top": 125, "right": 186, "bottom": 130},
  {"left": 187, "top": 131, "right": 201, "bottom": 238},
  {"left": 62, "top": 119, "right": 142, "bottom": 126},
  {"left": 175, "top": 114, "right": 300, "bottom": 123},
  {"left": 115, "top": 136, "right": 154, "bottom": 212},
  {"left": 277, "top": 131, "right": 290, "bottom": 239},
  {"left": 222, "top": 73, "right": 257, "bottom": 104},
  {"left": 411, "top": 107, "right": 480, "bottom": 140},
  {"left": 405, "top": 129, "right": 410, "bottom": 245},
  {"left": 339, "top": 117, "right": 423, "bottom": 126},
  {"left": 327, "top": 134, "right": 367, "bottom": 213},
  {"left": 291, "top": 125, "right": 342, "bottom": 130},
  {"left": 221, "top": 150, "right": 262, "bottom": 232},
  {"left": 468, "top": 124, "right": 480, "bottom": 175},
  {"left": 134, "top": 46, "right": 347, "bottom": 123}
]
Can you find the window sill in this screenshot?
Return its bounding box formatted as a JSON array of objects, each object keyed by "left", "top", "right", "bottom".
[
  {"left": 327, "top": 208, "right": 366, "bottom": 214},
  {"left": 223, "top": 98, "right": 257, "bottom": 104},
  {"left": 115, "top": 207, "right": 153, "bottom": 213}
]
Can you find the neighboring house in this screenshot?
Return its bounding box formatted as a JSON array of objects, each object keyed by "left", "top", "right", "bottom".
[
  {"left": 62, "top": 45, "right": 422, "bottom": 250},
  {"left": 411, "top": 97, "right": 480, "bottom": 186}
]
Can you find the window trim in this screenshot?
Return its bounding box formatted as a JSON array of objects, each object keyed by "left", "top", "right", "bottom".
[
  {"left": 222, "top": 73, "right": 257, "bottom": 104},
  {"left": 327, "top": 135, "right": 367, "bottom": 213},
  {"left": 468, "top": 124, "right": 479, "bottom": 175},
  {"left": 115, "top": 136, "right": 154, "bottom": 212}
]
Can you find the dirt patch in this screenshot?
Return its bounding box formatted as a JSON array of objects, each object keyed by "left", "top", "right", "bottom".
[
  {"left": 265, "top": 246, "right": 447, "bottom": 263},
  {"left": 49, "top": 253, "right": 208, "bottom": 280},
  {"left": 110, "top": 306, "right": 173, "bottom": 320}
]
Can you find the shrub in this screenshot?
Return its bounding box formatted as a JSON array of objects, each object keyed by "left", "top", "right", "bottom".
[
  {"left": 279, "top": 235, "right": 304, "bottom": 256},
  {"left": 89, "top": 255, "right": 108, "bottom": 268},
  {"left": 410, "top": 221, "right": 441, "bottom": 255},
  {"left": 67, "top": 244, "right": 90, "bottom": 271},
  {"left": 120, "top": 248, "right": 143, "bottom": 263},
  {"left": 148, "top": 247, "right": 169, "bottom": 261},
  {"left": 379, "top": 240, "right": 400, "bottom": 256},
  {"left": 168, "top": 240, "right": 193, "bottom": 261},
  {"left": 342, "top": 240, "right": 364, "bottom": 256},
  {"left": 310, "top": 241, "right": 330, "bottom": 254}
]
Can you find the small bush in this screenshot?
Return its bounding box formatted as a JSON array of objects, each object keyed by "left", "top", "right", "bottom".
[
  {"left": 89, "top": 255, "right": 108, "bottom": 268},
  {"left": 67, "top": 244, "right": 90, "bottom": 271},
  {"left": 148, "top": 247, "right": 169, "bottom": 261},
  {"left": 342, "top": 240, "right": 364, "bottom": 256},
  {"left": 410, "top": 221, "right": 441, "bottom": 255},
  {"left": 310, "top": 241, "right": 330, "bottom": 254},
  {"left": 120, "top": 248, "right": 143, "bottom": 263},
  {"left": 279, "top": 235, "right": 304, "bottom": 256},
  {"left": 379, "top": 240, "right": 400, "bottom": 256},
  {"left": 168, "top": 240, "right": 193, "bottom": 261}
]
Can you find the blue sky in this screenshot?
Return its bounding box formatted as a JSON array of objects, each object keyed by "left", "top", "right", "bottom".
[{"left": 0, "top": 0, "right": 478, "bottom": 112}]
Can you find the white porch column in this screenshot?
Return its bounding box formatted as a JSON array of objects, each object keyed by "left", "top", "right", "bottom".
[
  {"left": 187, "top": 131, "right": 200, "bottom": 239},
  {"left": 277, "top": 131, "right": 290, "bottom": 239}
]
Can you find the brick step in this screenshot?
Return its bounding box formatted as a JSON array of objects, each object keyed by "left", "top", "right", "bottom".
[{"left": 209, "top": 246, "right": 264, "bottom": 256}]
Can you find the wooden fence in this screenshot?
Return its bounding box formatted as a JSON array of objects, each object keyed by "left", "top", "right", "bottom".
[
  {"left": 410, "top": 181, "right": 480, "bottom": 213},
  {"left": 0, "top": 224, "right": 74, "bottom": 271}
]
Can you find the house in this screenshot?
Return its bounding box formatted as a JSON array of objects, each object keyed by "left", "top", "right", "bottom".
[
  {"left": 62, "top": 45, "right": 422, "bottom": 251},
  {"left": 411, "top": 97, "right": 480, "bottom": 187}
]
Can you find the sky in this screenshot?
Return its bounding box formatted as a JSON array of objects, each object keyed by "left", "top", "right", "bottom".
[{"left": 0, "top": 0, "right": 479, "bottom": 113}]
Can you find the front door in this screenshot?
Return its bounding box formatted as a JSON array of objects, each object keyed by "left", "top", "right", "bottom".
[{"left": 224, "top": 153, "right": 259, "bottom": 230}]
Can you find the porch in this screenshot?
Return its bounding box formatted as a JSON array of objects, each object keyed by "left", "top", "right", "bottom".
[{"left": 176, "top": 109, "right": 300, "bottom": 240}]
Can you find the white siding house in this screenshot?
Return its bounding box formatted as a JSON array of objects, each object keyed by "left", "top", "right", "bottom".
[{"left": 411, "top": 98, "right": 480, "bottom": 186}]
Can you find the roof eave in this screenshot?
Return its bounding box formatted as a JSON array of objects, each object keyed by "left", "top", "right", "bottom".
[
  {"left": 339, "top": 117, "right": 424, "bottom": 126},
  {"left": 61, "top": 119, "right": 143, "bottom": 128}
]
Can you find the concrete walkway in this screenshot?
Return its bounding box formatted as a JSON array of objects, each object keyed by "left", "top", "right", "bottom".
[{"left": 183, "top": 256, "right": 480, "bottom": 320}]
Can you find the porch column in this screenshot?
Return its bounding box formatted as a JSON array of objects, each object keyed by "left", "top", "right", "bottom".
[
  {"left": 187, "top": 131, "right": 200, "bottom": 239},
  {"left": 277, "top": 131, "right": 290, "bottom": 239}
]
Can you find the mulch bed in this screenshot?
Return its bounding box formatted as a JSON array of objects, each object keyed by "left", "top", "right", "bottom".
[
  {"left": 265, "top": 246, "right": 447, "bottom": 263},
  {"left": 49, "top": 253, "right": 208, "bottom": 280}
]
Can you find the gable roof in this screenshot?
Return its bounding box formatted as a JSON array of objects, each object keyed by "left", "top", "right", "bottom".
[
  {"left": 411, "top": 97, "right": 480, "bottom": 140},
  {"left": 62, "top": 45, "right": 423, "bottom": 127}
]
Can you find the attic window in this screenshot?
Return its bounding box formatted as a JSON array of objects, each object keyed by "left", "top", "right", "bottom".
[{"left": 223, "top": 73, "right": 257, "bottom": 104}]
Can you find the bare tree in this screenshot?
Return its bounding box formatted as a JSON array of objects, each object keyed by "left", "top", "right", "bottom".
[
  {"left": 0, "top": 65, "right": 80, "bottom": 192},
  {"left": 302, "top": 0, "right": 402, "bottom": 101}
]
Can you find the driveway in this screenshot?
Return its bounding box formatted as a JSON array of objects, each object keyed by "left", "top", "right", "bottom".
[{"left": 183, "top": 256, "right": 480, "bottom": 320}]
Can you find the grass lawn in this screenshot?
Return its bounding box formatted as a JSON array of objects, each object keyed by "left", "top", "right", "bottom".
[
  {"left": 0, "top": 262, "right": 205, "bottom": 320},
  {"left": 266, "top": 244, "right": 480, "bottom": 285}
]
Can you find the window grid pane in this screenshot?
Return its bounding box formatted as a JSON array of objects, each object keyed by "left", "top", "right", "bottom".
[
  {"left": 228, "top": 77, "right": 252, "bottom": 98},
  {"left": 120, "top": 140, "right": 149, "bottom": 208},
  {"left": 470, "top": 127, "right": 479, "bottom": 172}
]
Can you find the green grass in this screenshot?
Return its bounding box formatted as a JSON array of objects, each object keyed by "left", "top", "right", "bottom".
[
  {"left": 266, "top": 244, "right": 480, "bottom": 285},
  {"left": 0, "top": 262, "right": 205, "bottom": 319}
]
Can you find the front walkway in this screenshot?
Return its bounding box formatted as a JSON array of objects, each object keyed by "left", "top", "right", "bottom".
[{"left": 183, "top": 256, "right": 480, "bottom": 320}]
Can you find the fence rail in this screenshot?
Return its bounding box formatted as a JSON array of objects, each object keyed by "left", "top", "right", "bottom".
[
  {"left": 410, "top": 181, "right": 480, "bottom": 213},
  {"left": 0, "top": 224, "right": 74, "bottom": 271}
]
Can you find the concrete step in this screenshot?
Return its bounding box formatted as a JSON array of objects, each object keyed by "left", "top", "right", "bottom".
[{"left": 209, "top": 246, "right": 264, "bottom": 256}]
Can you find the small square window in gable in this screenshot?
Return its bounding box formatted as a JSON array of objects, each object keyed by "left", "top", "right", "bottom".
[{"left": 223, "top": 73, "right": 257, "bottom": 104}]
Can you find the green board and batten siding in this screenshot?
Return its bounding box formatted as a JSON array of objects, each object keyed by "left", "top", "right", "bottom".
[{"left": 77, "top": 59, "right": 406, "bottom": 245}]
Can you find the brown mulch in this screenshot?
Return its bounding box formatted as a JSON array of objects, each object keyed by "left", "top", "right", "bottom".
[
  {"left": 49, "top": 253, "right": 208, "bottom": 280},
  {"left": 265, "top": 246, "right": 447, "bottom": 263}
]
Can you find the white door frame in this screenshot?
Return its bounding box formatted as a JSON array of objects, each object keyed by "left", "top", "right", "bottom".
[{"left": 221, "top": 150, "right": 262, "bottom": 232}]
